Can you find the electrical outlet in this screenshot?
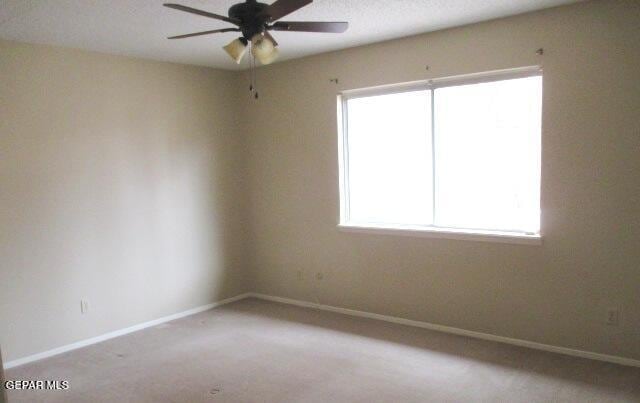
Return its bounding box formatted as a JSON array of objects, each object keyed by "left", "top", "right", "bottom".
[
  {"left": 81, "top": 300, "right": 89, "bottom": 314},
  {"left": 605, "top": 308, "right": 619, "bottom": 326},
  {"left": 296, "top": 270, "right": 304, "bottom": 280}
]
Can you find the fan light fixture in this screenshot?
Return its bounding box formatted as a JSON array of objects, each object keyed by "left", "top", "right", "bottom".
[
  {"left": 223, "top": 37, "right": 248, "bottom": 64},
  {"left": 251, "top": 34, "right": 279, "bottom": 65}
]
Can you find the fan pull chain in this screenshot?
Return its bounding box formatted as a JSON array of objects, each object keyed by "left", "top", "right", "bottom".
[
  {"left": 248, "top": 44, "right": 258, "bottom": 100},
  {"left": 248, "top": 52, "right": 252, "bottom": 92}
]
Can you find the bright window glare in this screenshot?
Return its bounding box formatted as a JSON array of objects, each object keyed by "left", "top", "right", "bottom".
[
  {"left": 346, "top": 91, "right": 433, "bottom": 225},
  {"left": 435, "top": 77, "right": 542, "bottom": 233},
  {"left": 341, "top": 73, "right": 542, "bottom": 235}
]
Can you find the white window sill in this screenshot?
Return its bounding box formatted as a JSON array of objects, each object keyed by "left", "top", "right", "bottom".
[{"left": 338, "top": 223, "right": 542, "bottom": 245}]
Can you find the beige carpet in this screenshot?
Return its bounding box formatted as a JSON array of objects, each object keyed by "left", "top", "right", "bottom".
[{"left": 6, "top": 298, "right": 640, "bottom": 402}]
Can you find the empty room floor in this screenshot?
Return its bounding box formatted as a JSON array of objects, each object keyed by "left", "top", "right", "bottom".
[{"left": 7, "top": 298, "right": 640, "bottom": 403}]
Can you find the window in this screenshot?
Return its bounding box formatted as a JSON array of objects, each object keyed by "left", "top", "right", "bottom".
[{"left": 338, "top": 69, "right": 542, "bottom": 242}]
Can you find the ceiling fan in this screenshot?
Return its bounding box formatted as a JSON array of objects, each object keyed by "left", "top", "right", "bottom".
[{"left": 164, "top": 0, "right": 349, "bottom": 66}]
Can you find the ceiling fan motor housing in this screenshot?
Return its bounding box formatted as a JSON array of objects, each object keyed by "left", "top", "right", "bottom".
[{"left": 229, "top": 0, "right": 270, "bottom": 40}]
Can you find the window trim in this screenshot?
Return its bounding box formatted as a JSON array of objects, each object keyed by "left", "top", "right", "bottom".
[
  {"left": 337, "top": 67, "right": 543, "bottom": 245},
  {"left": 340, "top": 66, "right": 542, "bottom": 99},
  {"left": 338, "top": 223, "right": 542, "bottom": 245}
]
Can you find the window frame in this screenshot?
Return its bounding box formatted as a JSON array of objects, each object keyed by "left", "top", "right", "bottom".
[{"left": 337, "top": 67, "right": 543, "bottom": 245}]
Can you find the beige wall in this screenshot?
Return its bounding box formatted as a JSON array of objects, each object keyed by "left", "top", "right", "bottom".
[
  {"left": 241, "top": 0, "right": 640, "bottom": 360},
  {"left": 0, "top": 40, "right": 248, "bottom": 361}
]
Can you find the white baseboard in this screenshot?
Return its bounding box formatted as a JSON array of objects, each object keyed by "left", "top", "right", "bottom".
[
  {"left": 6, "top": 291, "right": 640, "bottom": 370},
  {"left": 247, "top": 292, "right": 640, "bottom": 368},
  {"left": 4, "top": 293, "right": 251, "bottom": 370}
]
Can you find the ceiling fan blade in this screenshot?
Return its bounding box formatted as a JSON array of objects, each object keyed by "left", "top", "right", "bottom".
[
  {"left": 270, "top": 21, "right": 348, "bottom": 33},
  {"left": 260, "top": 0, "right": 313, "bottom": 22},
  {"left": 168, "top": 28, "right": 240, "bottom": 39},
  {"left": 263, "top": 31, "right": 279, "bottom": 47},
  {"left": 163, "top": 3, "right": 241, "bottom": 25}
]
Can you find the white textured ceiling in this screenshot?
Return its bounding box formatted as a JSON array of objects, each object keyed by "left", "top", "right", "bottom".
[{"left": 0, "top": 0, "right": 582, "bottom": 70}]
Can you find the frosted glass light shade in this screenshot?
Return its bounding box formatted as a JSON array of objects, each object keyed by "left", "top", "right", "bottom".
[
  {"left": 251, "top": 34, "right": 279, "bottom": 65},
  {"left": 223, "top": 38, "right": 247, "bottom": 64},
  {"left": 258, "top": 47, "right": 279, "bottom": 65}
]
